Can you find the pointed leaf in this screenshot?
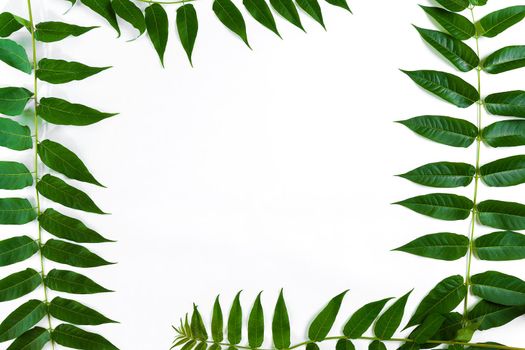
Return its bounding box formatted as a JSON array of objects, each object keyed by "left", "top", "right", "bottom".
[
  {"left": 0, "top": 198, "right": 36, "bottom": 225},
  {"left": 432, "top": 312, "right": 462, "bottom": 341},
  {"left": 0, "top": 300, "right": 46, "bottom": 342},
  {"left": 145, "top": 4, "right": 169, "bottom": 66},
  {"left": 35, "top": 22, "right": 97, "bottom": 42},
  {"left": 36, "top": 59, "right": 109, "bottom": 84},
  {"left": 308, "top": 290, "right": 347, "bottom": 341},
  {"left": 49, "top": 297, "right": 116, "bottom": 325},
  {"left": 111, "top": 0, "right": 146, "bottom": 35},
  {"left": 0, "top": 13, "right": 25, "bottom": 37},
  {"left": 213, "top": 0, "right": 250, "bottom": 47},
  {"left": 80, "top": 0, "right": 120, "bottom": 35},
  {"left": 483, "top": 120, "right": 525, "bottom": 148},
  {"left": 272, "top": 290, "right": 290, "bottom": 349},
  {"left": 6, "top": 327, "right": 49, "bottom": 350},
  {"left": 0, "top": 236, "right": 38, "bottom": 267},
  {"left": 374, "top": 291, "right": 412, "bottom": 339},
  {"left": 0, "top": 87, "right": 33, "bottom": 116},
  {"left": 243, "top": 0, "right": 280, "bottom": 37},
  {"left": 42, "top": 239, "right": 113, "bottom": 268},
  {"left": 177, "top": 4, "right": 198, "bottom": 65},
  {"left": 420, "top": 6, "right": 475, "bottom": 40},
  {"left": 191, "top": 305, "right": 208, "bottom": 341},
  {"left": 296, "top": 0, "right": 324, "bottom": 28},
  {"left": 485, "top": 91, "right": 525, "bottom": 118},
  {"left": 0, "top": 269, "right": 41, "bottom": 302},
  {"left": 52, "top": 324, "right": 118, "bottom": 350},
  {"left": 394, "top": 193, "right": 473, "bottom": 221},
  {"left": 227, "top": 291, "right": 242, "bottom": 344},
  {"left": 248, "top": 293, "right": 264, "bottom": 348},
  {"left": 212, "top": 296, "right": 224, "bottom": 343},
  {"left": 434, "top": 0, "right": 469, "bottom": 12},
  {"left": 478, "top": 200, "right": 525, "bottom": 230},
  {"left": 343, "top": 298, "right": 392, "bottom": 339},
  {"left": 45, "top": 269, "right": 112, "bottom": 294},
  {"left": 394, "top": 233, "right": 469, "bottom": 261},
  {"left": 0, "top": 161, "right": 32, "bottom": 190},
  {"left": 480, "top": 155, "right": 525, "bottom": 187},
  {"left": 409, "top": 314, "right": 445, "bottom": 344},
  {"left": 336, "top": 339, "right": 355, "bottom": 350},
  {"left": 471, "top": 271, "right": 525, "bottom": 306},
  {"left": 399, "top": 161, "right": 475, "bottom": 188},
  {"left": 38, "top": 97, "right": 117, "bottom": 126},
  {"left": 0, "top": 118, "right": 32, "bottom": 151},
  {"left": 324, "top": 0, "right": 350, "bottom": 12},
  {"left": 369, "top": 341, "right": 386, "bottom": 350},
  {"left": 470, "top": 300, "right": 525, "bottom": 331},
  {"left": 475, "top": 231, "right": 525, "bottom": 261},
  {"left": 270, "top": 0, "right": 303, "bottom": 30},
  {"left": 479, "top": 6, "right": 525, "bottom": 38},
  {"left": 0, "top": 39, "right": 31, "bottom": 73},
  {"left": 484, "top": 46, "right": 525, "bottom": 74}
]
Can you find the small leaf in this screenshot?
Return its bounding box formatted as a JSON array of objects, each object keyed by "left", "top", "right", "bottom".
[
  {"left": 402, "top": 70, "right": 479, "bottom": 108},
  {"left": 485, "top": 91, "right": 525, "bottom": 118},
  {"left": 37, "top": 58, "right": 110, "bottom": 84},
  {"left": 80, "top": 0, "right": 120, "bottom": 35},
  {"left": 419, "top": 6, "right": 475, "bottom": 40},
  {"left": 177, "top": 4, "right": 199, "bottom": 66},
  {"left": 0, "top": 13, "right": 25, "bottom": 37},
  {"left": 479, "top": 6, "right": 525, "bottom": 38},
  {"left": 6, "top": 327, "right": 49, "bottom": 350},
  {"left": 39, "top": 208, "right": 113, "bottom": 243},
  {"left": 0, "top": 161, "right": 32, "bottom": 190},
  {"left": 434, "top": 0, "right": 469, "bottom": 12},
  {"left": 397, "top": 116, "right": 478, "bottom": 148},
  {"left": 374, "top": 291, "right": 412, "bottom": 339},
  {"left": 296, "top": 0, "right": 325, "bottom": 29},
  {"left": 483, "top": 120, "right": 525, "bottom": 147},
  {"left": 111, "top": 0, "right": 146, "bottom": 35},
  {"left": 37, "top": 174, "right": 106, "bottom": 214},
  {"left": 308, "top": 290, "right": 348, "bottom": 341},
  {"left": 38, "top": 97, "right": 117, "bottom": 126},
  {"left": 272, "top": 290, "right": 290, "bottom": 349},
  {"left": 0, "top": 198, "right": 37, "bottom": 225},
  {"left": 409, "top": 314, "right": 445, "bottom": 344},
  {"left": 228, "top": 291, "right": 242, "bottom": 344},
  {"left": 399, "top": 161, "right": 475, "bottom": 188},
  {"left": 270, "top": 0, "right": 303, "bottom": 31},
  {"left": 248, "top": 293, "right": 264, "bottom": 348},
  {"left": 481, "top": 155, "right": 525, "bottom": 187},
  {"left": 343, "top": 298, "right": 392, "bottom": 339},
  {"left": 394, "top": 193, "right": 473, "bottom": 221},
  {"left": 306, "top": 344, "right": 319, "bottom": 350},
  {"left": 0, "top": 87, "right": 33, "bottom": 116},
  {"left": 336, "top": 339, "right": 355, "bottom": 350},
  {"left": 478, "top": 200, "right": 525, "bottom": 230},
  {"left": 212, "top": 296, "right": 224, "bottom": 343},
  {"left": 0, "top": 39, "right": 31, "bottom": 73},
  {"left": 0, "top": 269, "right": 41, "bottom": 302},
  {"left": 394, "top": 233, "right": 469, "bottom": 261},
  {"left": 42, "top": 239, "right": 113, "bottom": 268},
  {"left": 432, "top": 312, "right": 462, "bottom": 341},
  {"left": 38, "top": 139, "right": 103, "bottom": 186},
  {"left": 46, "top": 269, "right": 112, "bottom": 294},
  {"left": 145, "top": 4, "right": 169, "bottom": 66},
  {"left": 213, "top": 0, "right": 250, "bottom": 47},
  {"left": 475, "top": 231, "right": 525, "bottom": 261},
  {"left": 0, "top": 236, "right": 38, "bottom": 267},
  {"left": 470, "top": 300, "right": 525, "bottom": 331},
  {"left": 49, "top": 297, "right": 116, "bottom": 325},
  {"left": 469, "top": 0, "right": 487, "bottom": 5},
  {"left": 35, "top": 22, "right": 97, "bottom": 42},
  {"left": 471, "top": 271, "right": 525, "bottom": 306},
  {"left": 0, "top": 300, "right": 46, "bottom": 342},
  {"left": 243, "top": 0, "right": 280, "bottom": 37},
  {"left": 483, "top": 46, "right": 525, "bottom": 74},
  {"left": 191, "top": 305, "right": 208, "bottom": 341},
  {"left": 52, "top": 324, "right": 118, "bottom": 350},
  {"left": 324, "top": 0, "right": 351, "bottom": 12},
  {"left": 369, "top": 341, "right": 386, "bottom": 350}
]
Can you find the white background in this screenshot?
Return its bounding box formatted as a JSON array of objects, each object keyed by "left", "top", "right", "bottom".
[{"left": 1, "top": 0, "right": 525, "bottom": 348}]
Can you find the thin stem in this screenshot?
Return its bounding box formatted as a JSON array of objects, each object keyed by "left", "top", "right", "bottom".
[{"left": 27, "top": 0, "right": 55, "bottom": 347}]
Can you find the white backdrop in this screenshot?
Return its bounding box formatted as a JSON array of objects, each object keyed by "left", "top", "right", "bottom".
[{"left": 1, "top": 0, "right": 525, "bottom": 348}]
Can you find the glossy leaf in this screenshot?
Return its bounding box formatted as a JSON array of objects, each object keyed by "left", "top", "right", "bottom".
[
  {"left": 177, "top": 4, "right": 199, "bottom": 66},
  {"left": 0, "top": 236, "right": 38, "bottom": 267},
  {"left": 42, "top": 239, "right": 113, "bottom": 268},
  {"left": 211, "top": 296, "right": 224, "bottom": 342},
  {"left": 39, "top": 208, "right": 112, "bottom": 243},
  {"left": 38, "top": 139, "right": 103, "bottom": 186},
  {"left": 469, "top": 0, "right": 487, "bottom": 5},
  {"left": 471, "top": 271, "right": 525, "bottom": 306},
  {"left": 49, "top": 297, "right": 116, "bottom": 325},
  {"left": 434, "top": 0, "right": 469, "bottom": 12},
  {"left": 374, "top": 291, "right": 411, "bottom": 339},
  {"left": 0, "top": 161, "right": 32, "bottom": 190},
  {"left": 306, "top": 344, "right": 319, "bottom": 350},
  {"left": 485, "top": 91, "right": 525, "bottom": 118},
  {"left": 483, "top": 120, "right": 525, "bottom": 147},
  {"left": 0, "top": 198, "right": 36, "bottom": 225},
  {"left": 324, "top": 0, "right": 351, "bottom": 12},
  {"left": 470, "top": 300, "right": 525, "bottom": 332},
  {"left": 308, "top": 290, "right": 347, "bottom": 341},
  {"left": 80, "top": 0, "right": 120, "bottom": 35},
  {"left": 36, "top": 58, "right": 110, "bottom": 84},
  {"left": 484, "top": 46, "right": 525, "bottom": 74},
  {"left": 0, "top": 39, "right": 31, "bottom": 73},
  {"left": 247, "top": 293, "right": 264, "bottom": 348},
  {"left": 52, "top": 324, "right": 118, "bottom": 350},
  {"left": 419, "top": 6, "right": 475, "bottom": 40},
  {"left": 394, "top": 232, "right": 469, "bottom": 261},
  {"left": 478, "top": 200, "right": 525, "bottom": 230},
  {"left": 272, "top": 290, "right": 290, "bottom": 349},
  {"left": 228, "top": 291, "right": 242, "bottom": 344},
  {"left": 191, "top": 305, "right": 208, "bottom": 340},
  {"left": 111, "top": 0, "right": 146, "bottom": 35},
  {"left": 296, "top": 0, "right": 324, "bottom": 29},
  {"left": 432, "top": 312, "right": 462, "bottom": 341},
  {"left": 36, "top": 174, "right": 105, "bottom": 214},
  {"left": 409, "top": 313, "right": 445, "bottom": 344},
  {"left": 45, "top": 269, "right": 112, "bottom": 294},
  {"left": 394, "top": 193, "right": 473, "bottom": 221},
  {"left": 402, "top": 70, "right": 479, "bottom": 108},
  {"left": 479, "top": 6, "right": 525, "bottom": 38},
  {"left": 480, "top": 155, "right": 525, "bottom": 187},
  {"left": 243, "top": 0, "right": 280, "bottom": 37},
  {"left": 6, "top": 327, "right": 49, "bottom": 350},
  {"left": 0, "top": 13, "right": 25, "bottom": 37},
  {"left": 145, "top": 4, "right": 169, "bottom": 66},
  {"left": 336, "top": 339, "right": 355, "bottom": 350},
  {"left": 38, "top": 97, "right": 117, "bottom": 126},
  {"left": 0, "top": 300, "right": 46, "bottom": 342},
  {"left": 343, "top": 298, "right": 392, "bottom": 338},
  {"left": 35, "top": 22, "right": 97, "bottom": 42},
  {"left": 0, "top": 269, "right": 41, "bottom": 302},
  {"left": 270, "top": 0, "right": 303, "bottom": 31},
  {"left": 213, "top": 0, "right": 250, "bottom": 47},
  {"left": 0, "top": 87, "right": 33, "bottom": 116},
  {"left": 399, "top": 161, "right": 475, "bottom": 188},
  {"left": 397, "top": 116, "right": 478, "bottom": 148},
  {"left": 369, "top": 341, "right": 386, "bottom": 350},
  {"left": 475, "top": 231, "right": 525, "bottom": 261}
]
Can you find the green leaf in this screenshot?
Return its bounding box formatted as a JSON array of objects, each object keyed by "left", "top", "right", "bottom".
[
  {"left": 0, "top": 87, "right": 33, "bottom": 116},
  {"left": 228, "top": 291, "right": 242, "bottom": 344},
  {"left": 176, "top": 4, "right": 199, "bottom": 66},
  {"left": 479, "top": 6, "right": 525, "bottom": 38},
  {"left": 191, "top": 305, "right": 208, "bottom": 341},
  {"left": 46, "top": 269, "right": 112, "bottom": 294},
  {"left": 0, "top": 198, "right": 36, "bottom": 225},
  {"left": 36, "top": 174, "right": 105, "bottom": 214},
  {"left": 111, "top": 0, "right": 146, "bottom": 35},
  {"left": 212, "top": 296, "right": 224, "bottom": 343},
  {"left": 38, "top": 139, "right": 103, "bottom": 186},
  {"left": 414, "top": 26, "right": 479, "bottom": 72},
  {"left": 336, "top": 339, "right": 355, "bottom": 350},
  {"left": 434, "top": 0, "right": 469, "bottom": 12},
  {"left": 6, "top": 327, "right": 49, "bottom": 350},
  {"left": 0, "top": 39, "right": 31, "bottom": 73},
  {"left": 0, "top": 161, "right": 32, "bottom": 190},
  {"left": 296, "top": 0, "right": 324, "bottom": 29},
  {"left": 243, "top": 0, "right": 280, "bottom": 38},
  {"left": 483, "top": 120, "right": 525, "bottom": 148},
  {"left": 213, "top": 0, "right": 250, "bottom": 47},
  {"left": 478, "top": 200, "right": 525, "bottom": 230},
  {"left": 470, "top": 300, "right": 525, "bottom": 331},
  {"left": 475, "top": 231, "right": 525, "bottom": 261},
  {"left": 80, "top": 0, "right": 120, "bottom": 35},
  {"left": 324, "top": 0, "right": 351, "bottom": 12},
  {"left": 0, "top": 236, "right": 38, "bottom": 267},
  {"left": 36, "top": 58, "right": 109, "bottom": 84},
  {"left": 308, "top": 290, "right": 348, "bottom": 341},
  {"left": 394, "top": 233, "right": 469, "bottom": 261},
  {"left": 471, "top": 271, "right": 525, "bottom": 306},
  {"left": 432, "top": 312, "right": 462, "bottom": 341},
  {"left": 343, "top": 298, "right": 391, "bottom": 339},
  {"left": 248, "top": 292, "right": 264, "bottom": 348},
  {"left": 49, "top": 297, "right": 116, "bottom": 325},
  {"left": 397, "top": 343, "right": 420, "bottom": 350},
  {"left": 35, "top": 22, "right": 97, "bottom": 43},
  {"left": 42, "top": 239, "right": 113, "bottom": 268},
  {"left": 402, "top": 70, "right": 479, "bottom": 108},
  {"left": 306, "top": 344, "right": 319, "bottom": 350},
  {"left": 469, "top": 0, "right": 487, "bottom": 5},
  {"left": 399, "top": 161, "right": 475, "bottom": 188},
  {"left": 485, "top": 91, "right": 525, "bottom": 118},
  {"left": 374, "top": 291, "right": 411, "bottom": 339},
  {"left": 52, "top": 324, "right": 118, "bottom": 350},
  {"left": 409, "top": 314, "right": 445, "bottom": 344},
  {"left": 481, "top": 155, "right": 525, "bottom": 187},
  {"left": 270, "top": 0, "right": 303, "bottom": 31},
  {"left": 38, "top": 97, "right": 117, "bottom": 126},
  {"left": 0, "top": 300, "right": 46, "bottom": 342},
  {"left": 272, "top": 290, "right": 290, "bottom": 349},
  {"left": 145, "top": 4, "right": 169, "bottom": 66},
  {"left": 419, "top": 6, "right": 475, "bottom": 40},
  {"left": 0, "top": 269, "right": 41, "bottom": 302},
  {"left": 483, "top": 46, "right": 525, "bottom": 74},
  {"left": 394, "top": 193, "right": 473, "bottom": 221},
  {"left": 0, "top": 13, "right": 25, "bottom": 37},
  {"left": 369, "top": 341, "right": 386, "bottom": 350},
  {"left": 407, "top": 275, "right": 466, "bottom": 327},
  {"left": 39, "top": 208, "right": 113, "bottom": 243},
  {"left": 397, "top": 116, "right": 478, "bottom": 148}
]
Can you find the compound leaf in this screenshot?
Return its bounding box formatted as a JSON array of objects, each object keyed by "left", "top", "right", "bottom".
[
  {"left": 399, "top": 161, "right": 475, "bottom": 188},
  {"left": 394, "top": 233, "right": 469, "bottom": 261},
  {"left": 374, "top": 291, "right": 411, "bottom": 340},
  {"left": 37, "top": 58, "right": 109, "bottom": 84},
  {"left": 394, "top": 193, "right": 473, "bottom": 221},
  {"left": 308, "top": 290, "right": 348, "bottom": 341},
  {"left": 45, "top": 269, "right": 112, "bottom": 294},
  {"left": 35, "top": 22, "right": 97, "bottom": 43},
  {"left": 343, "top": 298, "right": 392, "bottom": 338},
  {"left": 52, "top": 324, "right": 118, "bottom": 350},
  {"left": 49, "top": 297, "right": 116, "bottom": 325},
  {"left": 42, "top": 239, "right": 113, "bottom": 268}
]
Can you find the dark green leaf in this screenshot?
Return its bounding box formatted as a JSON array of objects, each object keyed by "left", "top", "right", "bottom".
[
  {"left": 6, "top": 327, "right": 49, "bottom": 350},
  {"left": 306, "top": 344, "right": 319, "bottom": 350},
  {"left": 38, "top": 139, "right": 103, "bottom": 186},
  {"left": 39, "top": 208, "right": 113, "bottom": 243},
  {"left": 45, "top": 269, "right": 112, "bottom": 294},
  {"left": 397, "top": 116, "right": 478, "bottom": 148},
  {"left": 434, "top": 0, "right": 469, "bottom": 12},
  {"left": 191, "top": 305, "right": 208, "bottom": 340},
  {"left": 369, "top": 341, "right": 386, "bottom": 350},
  {"left": 182, "top": 340, "right": 197, "bottom": 350},
  {"left": 37, "top": 58, "right": 109, "bottom": 84},
  {"left": 248, "top": 292, "right": 264, "bottom": 348},
  {"left": 195, "top": 342, "right": 208, "bottom": 350},
  {"left": 0, "top": 300, "right": 46, "bottom": 342},
  {"left": 177, "top": 4, "right": 198, "bottom": 66},
  {"left": 469, "top": 0, "right": 487, "bottom": 5},
  {"left": 470, "top": 300, "right": 525, "bottom": 331},
  {"left": 475, "top": 231, "right": 525, "bottom": 261},
  {"left": 0, "top": 236, "right": 38, "bottom": 267},
  {"left": 296, "top": 0, "right": 324, "bottom": 29},
  {"left": 0, "top": 39, "right": 31, "bottom": 73},
  {"left": 483, "top": 120, "right": 525, "bottom": 147},
  {"left": 409, "top": 314, "right": 445, "bottom": 344},
  {"left": 484, "top": 46, "right": 525, "bottom": 74},
  {"left": 0, "top": 269, "right": 41, "bottom": 302},
  {"left": 80, "top": 0, "right": 120, "bottom": 35},
  {"left": 394, "top": 193, "right": 473, "bottom": 221},
  {"left": 471, "top": 271, "right": 525, "bottom": 306},
  {"left": 227, "top": 291, "right": 242, "bottom": 344},
  {"left": 213, "top": 0, "right": 250, "bottom": 47},
  {"left": 432, "top": 312, "right": 462, "bottom": 341},
  {"left": 35, "top": 22, "right": 97, "bottom": 42},
  {"left": 398, "top": 343, "right": 420, "bottom": 350},
  {"left": 0, "top": 87, "right": 33, "bottom": 116},
  {"left": 49, "top": 297, "right": 116, "bottom": 325},
  {"left": 399, "top": 161, "right": 475, "bottom": 188},
  {"left": 343, "top": 298, "right": 392, "bottom": 339},
  {"left": 394, "top": 233, "right": 469, "bottom": 261},
  {"left": 485, "top": 91, "right": 525, "bottom": 118},
  {"left": 374, "top": 291, "right": 412, "bottom": 339},
  {"left": 270, "top": 0, "right": 303, "bottom": 31},
  {"left": 478, "top": 200, "right": 525, "bottom": 230},
  {"left": 243, "top": 0, "right": 280, "bottom": 37},
  {"left": 111, "top": 0, "right": 146, "bottom": 35},
  {"left": 336, "top": 339, "right": 355, "bottom": 350},
  {"left": 38, "top": 97, "right": 117, "bottom": 126},
  {"left": 52, "top": 324, "right": 118, "bottom": 350},
  {"left": 308, "top": 290, "right": 347, "bottom": 341},
  {"left": 0, "top": 13, "right": 25, "bottom": 37},
  {"left": 402, "top": 70, "right": 479, "bottom": 108},
  {"left": 37, "top": 174, "right": 105, "bottom": 214},
  {"left": 479, "top": 6, "right": 525, "bottom": 38},
  {"left": 42, "top": 239, "right": 113, "bottom": 268},
  {"left": 0, "top": 161, "right": 32, "bottom": 190},
  {"left": 145, "top": 4, "right": 169, "bottom": 66},
  {"left": 481, "top": 155, "right": 525, "bottom": 187},
  {"left": 0, "top": 198, "right": 36, "bottom": 225},
  {"left": 324, "top": 0, "right": 351, "bottom": 12},
  {"left": 272, "top": 290, "right": 290, "bottom": 349},
  {"left": 420, "top": 6, "right": 475, "bottom": 40},
  {"left": 212, "top": 296, "right": 224, "bottom": 343}
]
